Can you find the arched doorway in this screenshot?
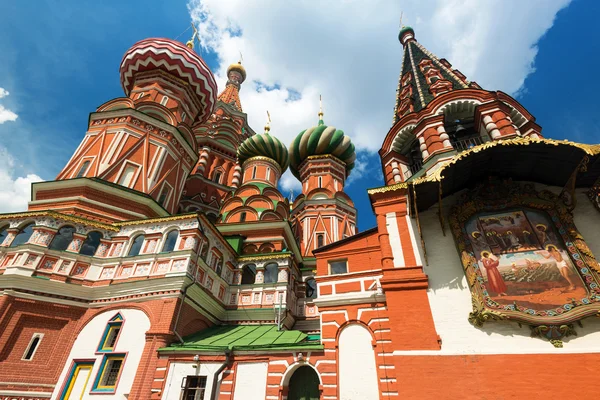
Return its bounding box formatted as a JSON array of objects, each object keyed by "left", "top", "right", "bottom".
[{"left": 288, "top": 366, "right": 320, "bottom": 400}]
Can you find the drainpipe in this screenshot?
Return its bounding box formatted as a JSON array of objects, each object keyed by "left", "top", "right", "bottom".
[
  {"left": 173, "top": 278, "right": 196, "bottom": 344},
  {"left": 211, "top": 350, "right": 232, "bottom": 400}
]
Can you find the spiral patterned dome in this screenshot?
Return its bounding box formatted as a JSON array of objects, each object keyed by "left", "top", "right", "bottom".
[
  {"left": 238, "top": 131, "right": 289, "bottom": 172},
  {"left": 289, "top": 120, "right": 356, "bottom": 179},
  {"left": 120, "top": 38, "right": 217, "bottom": 124}
]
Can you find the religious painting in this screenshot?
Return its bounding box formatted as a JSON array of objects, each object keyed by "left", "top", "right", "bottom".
[{"left": 450, "top": 181, "right": 600, "bottom": 345}]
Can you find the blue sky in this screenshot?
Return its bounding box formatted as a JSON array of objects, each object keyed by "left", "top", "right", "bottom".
[{"left": 0, "top": 0, "right": 597, "bottom": 230}]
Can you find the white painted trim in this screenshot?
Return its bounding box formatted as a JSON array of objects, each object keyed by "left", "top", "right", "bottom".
[
  {"left": 21, "top": 333, "right": 44, "bottom": 361},
  {"left": 386, "top": 212, "right": 404, "bottom": 267},
  {"left": 405, "top": 214, "right": 422, "bottom": 266}
]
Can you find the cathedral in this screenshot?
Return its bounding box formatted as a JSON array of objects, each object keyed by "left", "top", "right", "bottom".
[{"left": 1, "top": 23, "right": 600, "bottom": 400}]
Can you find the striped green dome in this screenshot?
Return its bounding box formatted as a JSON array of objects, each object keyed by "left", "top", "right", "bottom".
[
  {"left": 289, "top": 120, "right": 356, "bottom": 179},
  {"left": 238, "top": 132, "right": 289, "bottom": 172}
]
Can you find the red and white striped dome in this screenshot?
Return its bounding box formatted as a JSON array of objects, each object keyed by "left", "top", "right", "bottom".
[{"left": 120, "top": 38, "right": 217, "bottom": 123}]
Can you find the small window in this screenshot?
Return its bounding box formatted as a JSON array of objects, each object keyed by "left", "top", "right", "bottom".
[
  {"left": 252, "top": 166, "right": 257, "bottom": 179},
  {"left": 181, "top": 112, "right": 187, "bottom": 122},
  {"left": 318, "top": 176, "right": 323, "bottom": 188},
  {"left": 160, "top": 96, "right": 169, "bottom": 106},
  {"left": 213, "top": 171, "right": 222, "bottom": 184},
  {"left": 306, "top": 278, "right": 317, "bottom": 299},
  {"left": 22, "top": 334, "right": 43, "bottom": 361},
  {"left": 0, "top": 225, "right": 8, "bottom": 245},
  {"left": 239, "top": 212, "right": 246, "bottom": 222},
  {"left": 266, "top": 167, "right": 271, "bottom": 181},
  {"left": 264, "top": 263, "right": 279, "bottom": 284},
  {"left": 75, "top": 160, "right": 91, "bottom": 178},
  {"left": 137, "top": 92, "right": 145, "bottom": 99},
  {"left": 329, "top": 260, "right": 348, "bottom": 275},
  {"left": 182, "top": 375, "right": 207, "bottom": 400},
  {"left": 80, "top": 231, "right": 102, "bottom": 256},
  {"left": 241, "top": 264, "right": 256, "bottom": 284},
  {"left": 98, "top": 314, "right": 123, "bottom": 352},
  {"left": 162, "top": 230, "right": 178, "bottom": 253},
  {"left": 10, "top": 223, "right": 34, "bottom": 247},
  {"left": 93, "top": 354, "right": 125, "bottom": 392},
  {"left": 158, "top": 186, "right": 170, "bottom": 207},
  {"left": 316, "top": 233, "right": 324, "bottom": 248},
  {"left": 118, "top": 165, "right": 137, "bottom": 187},
  {"left": 128, "top": 234, "right": 145, "bottom": 257},
  {"left": 49, "top": 225, "right": 76, "bottom": 251}
]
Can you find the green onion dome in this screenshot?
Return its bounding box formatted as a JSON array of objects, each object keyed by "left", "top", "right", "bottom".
[
  {"left": 237, "top": 128, "right": 289, "bottom": 172},
  {"left": 398, "top": 26, "right": 415, "bottom": 44},
  {"left": 289, "top": 119, "right": 356, "bottom": 179}
]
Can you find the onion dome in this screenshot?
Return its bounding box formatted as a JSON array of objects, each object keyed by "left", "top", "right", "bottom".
[
  {"left": 237, "top": 124, "right": 289, "bottom": 172},
  {"left": 398, "top": 26, "right": 415, "bottom": 46},
  {"left": 289, "top": 118, "right": 356, "bottom": 179},
  {"left": 227, "top": 61, "right": 246, "bottom": 84},
  {"left": 120, "top": 38, "right": 218, "bottom": 123}
]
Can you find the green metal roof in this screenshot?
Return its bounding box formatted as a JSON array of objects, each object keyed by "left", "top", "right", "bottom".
[{"left": 159, "top": 325, "right": 323, "bottom": 353}]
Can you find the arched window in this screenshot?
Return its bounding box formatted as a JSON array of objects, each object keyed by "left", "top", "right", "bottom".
[
  {"left": 128, "top": 234, "right": 145, "bottom": 257},
  {"left": 306, "top": 278, "right": 317, "bottom": 299},
  {"left": 181, "top": 112, "right": 187, "bottom": 122},
  {"left": 80, "top": 231, "right": 102, "bottom": 256},
  {"left": 160, "top": 96, "right": 169, "bottom": 106},
  {"left": 264, "top": 263, "right": 279, "bottom": 284},
  {"left": 10, "top": 223, "right": 34, "bottom": 247},
  {"left": 241, "top": 264, "right": 257, "bottom": 285},
  {"left": 252, "top": 166, "right": 257, "bottom": 179},
  {"left": 239, "top": 211, "right": 246, "bottom": 222},
  {"left": 75, "top": 160, "right": 91, "bottom": 178},
  {"left": 161, "top": 230, "right": 178, "bottom": 253},
  {"left": 316, "top": 233, "right": 324, "bottom": 248},
  {"left": 22, "top": 334, "right": 43, "bottom": 361},
  {"left": 213, "top": 171, "right": 222, "bottom": 184},
  {"left": 49, "top": 225, "right": 76, "bottom": 251},
  {"left": 0, "top": 225, "right": 8, "bottom": 245}
]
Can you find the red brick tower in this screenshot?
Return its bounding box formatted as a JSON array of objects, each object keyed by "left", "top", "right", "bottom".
[
  {"left": 179, "top": 61, "right": 255, "bottom": 222},
  {"left": 289, "top": 101, "right": 357, "bottom": 256}
]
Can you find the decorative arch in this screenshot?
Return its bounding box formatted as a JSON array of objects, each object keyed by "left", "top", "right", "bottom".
[
  {"left": 280, "top": 361, "right": 323, "bottom": 386},
  {"left": 136, "top": 102, "right": 176, "bottom": 125},
  {"left": 96, "top": 97, "right": 134, "bottom": 112}
]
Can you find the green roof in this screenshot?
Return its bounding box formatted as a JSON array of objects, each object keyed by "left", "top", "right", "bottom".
[{"left": 159, "top": 325, "right": 323, "bottom": 352}]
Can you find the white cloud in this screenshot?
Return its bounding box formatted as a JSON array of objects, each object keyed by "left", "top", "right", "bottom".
[
  {"left": 189, "top": 0, "right": 569, "bottom": 152},
  {"left": 0, "top": 146, "right": 43, "bottom": 213},
  {"left": 0, "top": 87, "right": 18, "bottom": 124}
]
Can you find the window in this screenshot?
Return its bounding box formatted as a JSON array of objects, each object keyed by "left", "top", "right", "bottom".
[
  {"left": 239, "top": 211, "right": 247, "bottom": 222},
  {"left": 93, "top": 354, "right": 125, "bottom": 392},
  {"left": 118, "top": 165, "right": 137, "bottom": 187},
  {"left": 10, "top": 223, "right": 34, "bottom": 247},
  {"left": 98, "top": 314, "right": 123, "bottom": 352},
  {"left": 160, "top": 96, "right": 169, "bottom": 106},
  {"left": 22, "top": 334, "right": 43, "bottom": 361},
  {"left": 128, "top": 234, "right": 145, "bottom": 257},
  {"left": 49, "top": 225, "right": 76, "bottom": 251},
  {"left": 181, "top": 375, "right": 207, "bottom": 400},
  {"left": 162, "top": 230, "right": 178, "bottom": 253},
  {"left": 80, "top": 231, "right": 102, "bottom": 256},
  {"left": 264, "top": 263, "right": 279, "bottom": 284},
  {"left": 241, "top": 264, "right": 256, "bottom": 284},
  {"left": 75, "top": 160, "right": 91, "bottom": 178},
  {"left": 137, "top": 92, "right": 145, "bottom": 99},
  {"left": 213, "top": 171, "right": 222, "bottom": 184},
  {"left": 181, "top": 112, "right": 187, "bottom": 122},
  {"left": 158, "top": 186, "right": 170, "bottom": 207},
  {"left": 316, "top": 234, "right": 324, "bottom": 248},
  {"left": 306, "top": 278, "right": 317, "bottom": 299},
  {"left": 318, "top": 176, "right": 322, "bottom": 188},
  {"left": 329, "top": 260, "right": 348, "bottom": 275},
  {"left": 252, "top": 166, "right": 257, "bottom": 179},
  {"left": 0, "top": 225, "right": 8, "bottom": 245},
  {"left": 266, "top": 167, "right": 271, "bottom": 181}
]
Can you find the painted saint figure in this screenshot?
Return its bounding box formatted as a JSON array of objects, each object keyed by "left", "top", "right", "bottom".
[
  {"left": 481, "top": 251, "right": 508, "bottom": 296},
  {"left": 539, "top": 245, "right": 577, "bottom": 290}
]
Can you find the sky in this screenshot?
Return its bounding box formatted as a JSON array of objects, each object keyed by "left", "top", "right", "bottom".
[{"left": 0, "top": 0, "right": 598, "bottom": 230}]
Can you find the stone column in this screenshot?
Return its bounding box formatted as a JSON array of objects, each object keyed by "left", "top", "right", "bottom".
[
  {"left": 231, "top": 164, "right": 242, "bottom": 188},
  {"left": 196, "top": 147, "right": 211, "bottom": 176}
]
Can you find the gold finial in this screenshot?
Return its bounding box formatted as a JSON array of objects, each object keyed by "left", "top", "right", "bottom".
[
  {"left": 400, "top": 11, "right": 405, "bottom": 29},
  {"left": 239, "top": 51, "right": 243, "bottom": 64},
  {"left": 265, "top": 110, "right": 271, "bottom": 133},
  {"left": 318, "top": 95, "right": 324, "bottom": 122},
  {"left": 186, "top": 23, "right": 199, "bottom": 49}
]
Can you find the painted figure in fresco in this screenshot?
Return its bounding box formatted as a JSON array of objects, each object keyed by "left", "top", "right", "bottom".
[
  {"left": 505, "top": 231, "right": 521, "bottom": 251},
  {"left": 471, "top": 231, "right": 489, "bottom": 253},
  {"left": 536, "top": 224, "right": 549, "bottom": 247},
  {"left": 522, "top": 230, "right": 536, "bottom": 247},
  {"left": 481, "top": 251, "right": 508, "bottom": 296},
  {"left": 485, "top": 231, "right": 502, "bottom": 253},
  {"left": 539, "top": 245, "right": 577, "bottom": 290}
]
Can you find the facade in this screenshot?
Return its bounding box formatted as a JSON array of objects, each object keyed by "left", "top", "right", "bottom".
[{"left": 0, "top": 23, "right": 600, "bottom": 400}]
